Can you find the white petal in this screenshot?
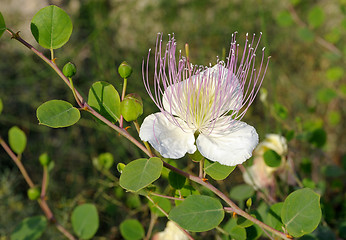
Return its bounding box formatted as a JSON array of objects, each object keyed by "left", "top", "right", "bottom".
[
  {"left": 196, "top": 121, "right": 258, "bottom": 166},
  {"left": 139, "top": 112, "right": 196, "bottom": 159}
]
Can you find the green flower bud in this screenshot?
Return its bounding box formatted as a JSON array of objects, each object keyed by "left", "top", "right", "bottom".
[
  {"left": 39, "top": 153, "right": 51, "bottom": 166},
  {"left": 27, "top": 187, "right": 40, "bottom": 200},
  {"left": 118, "top": 61, "right": 132, "bottom": 79},
  {"left": 63, "top": 62, "right": 77, "bottom": 78},
  {"left": 117, "top": 163, "right": 126, "bottom": 173},
  {"left": 120, "top": 93, "right": 143, "bottom": 122},
  {"left": 246, "top": 197, "right": 252, "bottom": 209}
]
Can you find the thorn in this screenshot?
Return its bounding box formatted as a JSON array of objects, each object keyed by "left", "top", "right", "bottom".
[
  {"left": 52, "top": 58, "right": 57, "bottom": 64},
  {"left": 125, "top": 126, "right": 131, "bottom": 131},
  {"left": 202, "top": 178, "right": 208, "bottom": 182},
  {"left": 232, "top": 212, "right": 237, "bottom": 218},
  {"left": 286, "top": 235, "right": 294, "bottom": 239}
]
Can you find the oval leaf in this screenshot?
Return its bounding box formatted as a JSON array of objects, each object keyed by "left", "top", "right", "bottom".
[
  {"left": 119, "top": 157, "right": 163, "bottom": 192},
  {"left": 168, "top": 195, "right": 224, "bottom": 232},
  {"left": 31, "top": 5, "right": 72, "bottom": 49},
  {"left": 120, "top": 219, "right": 145, "bottom": 240},
  {"left": 8, "top": 126, "right": 27, "bottom": 155},
  {"left": 263, "top": 149, "right": 281, "bottom": 167},
  {"left": 308, "top": 6, "right": 325, "bottom": 29},
  {"left": 229, "top": 184, "right": 255, "bottom": 202},
  {"left": 168, "top": 171, "right": 186, "bottom": 189},
  {"left": 267, "top": 202, "right": 284, "bottom": 231},
  {"left": 71, "top": 204, "right": 99, "bottom": 239},
  {"left": 0, "top": 12, "right": 5, "bottom": 38},
  {"left": 11, "top": 215, "right": 47, "bottom": 240},
  {"left": 281, "top": 188, "right": 322, "bottom": 237},
  {"left": 204, "top": 159, "right": 236, "bottom": 180},
  {"left": 37, "top": 100, "right": 80, "bottom": 128},
  {"left": 88, "top": 81, "right": 121, "bottom": 123}
]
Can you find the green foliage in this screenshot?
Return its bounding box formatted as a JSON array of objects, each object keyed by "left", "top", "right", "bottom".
[
  {"left": 297, "top": 27, "right": 315, "bottom": 43},
  {"left": 88, "top": 81, "right": 121, "bottom": 123},
  {"left": 326, "top": 67, "right": 344, "bottom": 82},
  {"left": 71, "top": 204, "right": 99, "bottom": 239},
  {"left": 317, "top": 88, "right": 337, "bottom": 103},
  {"left": 31, "top": 5, "right": 72, "bottom": 49},
  {"left": 119, "top": 219, "right": 145, "bottom": 240},
  {"left": 10, "top": 215, "right": 47, "bottom": 240},
  {"left": 263, "top": 149, "right": 281, "bottom": 167},
  {"left": 169, "top": 195, "right": 224, "bottom": 232},
  {"left": 273, "top": 102, "right": 288, "bottom": 120},
  {"left": 204, "top": 159, "right": 236, "bottom": 180},
  {"left": 174, "top": 185, "right": 200, "bottom": 205},
  {"left": 168, "top": 171, "right": 186, "bottom": 189},
  {"left": 229, "top": 184, "right": 255, "bottom": 203},
  {"left": 267, "top": 202, "right": 284, "bottom": 231},
  {"left": 308, "top": 128, "right": 327, "bottom": 148},
  {"left": 236, "top": 215, "right": 255, "bottom": 228},
  {"left": 308, "top": 6, "right": 325, "bottom": 28},
  {"left": 8, "top": 126, "right": 27, "bottom": 155},
  {"left": 0, "top": 12, "right": 5, "bottom": 39},
  {"left": 36, "top": 100, "right": 80, "bottom": 128},
  {"left": 281, "top": 188, "right": 321, "bottom": 237},
  {"left": 276, "top": 11, "right": 294, "bottom": 27},
  {"left": 119, "top": 157, "right": 163, "bottom": 192},
  {"left": 189, "top": 149, "right": 204, "bottom": 162},
  {"left": 148, "top": 196, "right": 172, "bottom": 217}
]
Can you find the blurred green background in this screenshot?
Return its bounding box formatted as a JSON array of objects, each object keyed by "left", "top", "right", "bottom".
[{"left": 0, "top": 0, "right": 345, "bottom": 239}]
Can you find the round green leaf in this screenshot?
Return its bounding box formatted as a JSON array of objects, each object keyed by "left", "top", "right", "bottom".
[
  {"left": 11, "top": 215, "right": 47, "bottom": 240},
  {"left": 8, "top": 126, "right": 27, "bottom": 155},
  {"left": 267, "top": 202, "right": 284, "bottom": 231},
  {"left": 317, "top": 88, "right": 337, "bottom": 103},
  {"left": 88, "top": 81, "right": 121, "bottom": 123},
  {"left": 229, "top": 184, "right": 255, "bottom": 202},
  {"left": 168, "top": 171, "right": 186, "bottom": 189},
  {"left": 168, "top": 195, "right": 224, "bottom": 232},
  {"left": 120, "top": 219, "right": 145, "bottom": 240},
  {"left": 204, "top": 159, "right": 236, "bottom": 180},
  {"left": 36, "top": 100, "right": 80, "bottom": 128},
  {"left": 281, "top": 188, "right": 322, "bottom": 237},
  {"left": 31, "top": 5, "right": 72, "bottom": 49},
  {"left": 308, "top": 6, "right": 325, "bottom": 28},
  {"left": 263, "top": 149, "right": 281, "bottom": 167},
  {"left": 148, "top": 196, "right": 172, "bottom": 217},
  {"left": 119, "top": 157, "right": 163, "bottom": 192},
  {"left": 71, "top": 204, "right": 99, "bottom": 239},
  {"left": 229, "top": 226, "right": 247, "bottom": 240},
  {"left": 0, "top": 12, "right": 5, "bottom": 39}
]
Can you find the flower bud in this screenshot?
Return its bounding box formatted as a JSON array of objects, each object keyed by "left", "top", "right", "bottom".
[
  {"left": 63, "top": 62, "right": 77, "bottom": 78},
  {"left": 27, "top": 187, "right": 40, "bottom": 200},
  {"left": 117, "top": 163, "right": 126, "bottom": 173},
  {"left": 118, "top": 61, "right": 132, "bottom": 79},
  {"left": 120, "top": 93, "right": 143, "bottom": 122},
  {"left": 39, "top": 153, "right": 51, "bottom": 166}
]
